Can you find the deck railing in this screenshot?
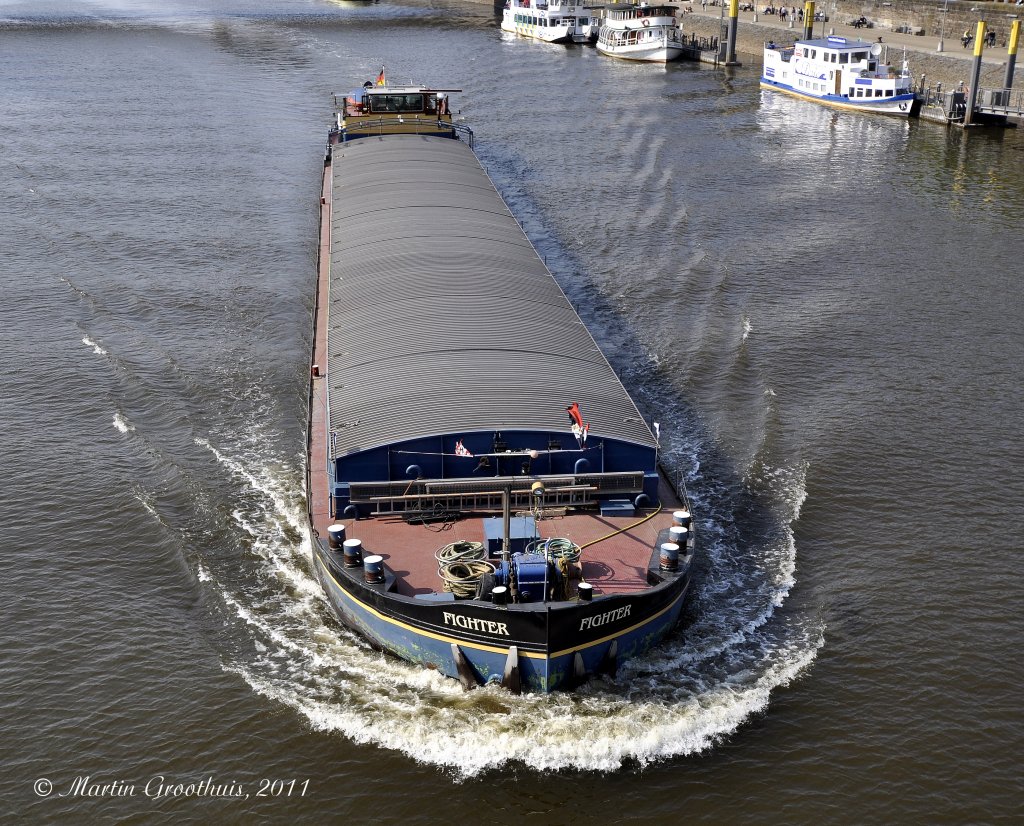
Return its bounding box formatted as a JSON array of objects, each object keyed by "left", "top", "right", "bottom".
[
  {"left": 973, "top": 88, "right": 1024, "bottom": 117},
  {"left": 349, "top": 471, "right": 646, "bottom": 516},
  {"left": 338, "top": 117, "right": 474, "bottom": 146},
  {"left": 917, "top": 85, "right": 1024, "bottom": 123}
]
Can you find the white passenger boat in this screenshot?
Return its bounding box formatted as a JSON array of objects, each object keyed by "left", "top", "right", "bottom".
[
  {"left": 760, "top": 36, "right": 916, "bottom": 117},
  {"left": 501, "top": 0, "right": 599, "bottom": 44},
  {"left": 595, "top": 3, "right": 684, "bottom": 63}
]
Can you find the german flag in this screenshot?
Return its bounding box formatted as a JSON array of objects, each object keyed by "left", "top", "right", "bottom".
[{"left": 375, "top": 66, "right": 386, "bottom": 86}]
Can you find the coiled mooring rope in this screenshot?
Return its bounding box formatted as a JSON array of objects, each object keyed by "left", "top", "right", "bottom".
[
  {"left": 434, "top": 540, "right": 485, "bottom": 565},
  {"left": 525, "top": 537, "right": 582, "bottom": 563},
  {"left": 435, "top": 541, "right": 493, "bottom": 598},
  {"left": 438, "top": 560, "right": 496, "bottom": 598}
]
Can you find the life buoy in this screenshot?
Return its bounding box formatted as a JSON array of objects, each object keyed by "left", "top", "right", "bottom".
[{"left": 642, "top": 18, "right": 650, "bottom": 26}]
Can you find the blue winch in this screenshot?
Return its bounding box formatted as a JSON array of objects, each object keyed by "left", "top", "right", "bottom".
[{"left": 494, "top": 552, "right": 557, "bottom": 603}]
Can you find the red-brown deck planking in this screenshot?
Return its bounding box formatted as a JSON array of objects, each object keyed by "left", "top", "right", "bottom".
[
  {"left": 308, "top": 159, "right": 684, "bottom": 599},
  {"left": 336, "top": 492, "right": 682, "bottom": 598}
]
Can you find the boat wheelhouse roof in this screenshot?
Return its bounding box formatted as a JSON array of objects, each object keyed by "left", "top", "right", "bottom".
[
  {"left": 795, "top": 37, "right": 875, "bottom": 50},
  {"left": 328, "top": 136, "right": 657, "bottom": 457},
  {"left": 341, "top": 86, "right": 455, "bottom": 101}
]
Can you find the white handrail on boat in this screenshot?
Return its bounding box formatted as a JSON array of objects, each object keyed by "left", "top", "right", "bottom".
[{"left": 339, "top": 117, "right": 474, "bottom": 146}]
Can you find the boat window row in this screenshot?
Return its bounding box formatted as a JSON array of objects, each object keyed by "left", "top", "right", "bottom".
[
  {"left": 796, "top": 78, "right": 832, "bottom": 93},
  {"left": 608, "top": 7, "right": 674, "bottom": 19},
  {"left": 513, "top": 14, "right": 574, "bottom": 25},
  {"left": 793, "top": 77, "right": 898, "bottom": 98},
  {"left": 802, "top": 48, "right": 869, "bottom": 63},
  {"left": 850, "top": 87, "right": 898, "bottom": 98},
  {"left": 602, "top": 29, "right": 676, "bottom": 44}
]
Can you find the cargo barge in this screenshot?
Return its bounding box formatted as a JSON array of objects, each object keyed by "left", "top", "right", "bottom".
[{"left": 306, "top": 77, "right": 696, "bottom": 693}]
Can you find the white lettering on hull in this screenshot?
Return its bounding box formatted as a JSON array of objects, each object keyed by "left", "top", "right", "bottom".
[
  {"left": 442, "top": 612, "right": 510, "bottom": 637},
  {"left": 579, "top": 605, "right": 632, "bottom": 631}
]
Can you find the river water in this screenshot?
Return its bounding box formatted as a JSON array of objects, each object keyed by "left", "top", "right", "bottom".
[{"left": 1, "top": 0, "right": 1021, "bottom": 822}]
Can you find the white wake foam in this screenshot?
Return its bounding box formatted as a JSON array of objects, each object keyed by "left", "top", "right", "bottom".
[
  {"left": 112, "top": 411, "right": 134, "bottom": 433},
  {"left": 82, "top": 336, "right": 107, "bottom": 355},
  {"left": 188, "top": 430, "right": 821, "bottom": 778}
]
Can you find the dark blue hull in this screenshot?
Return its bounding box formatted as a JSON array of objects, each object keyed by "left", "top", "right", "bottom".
[
  {"left": 312, "top": 538, "right": 691, "bottom": 693},
  {"left": 760, "top": 77, "right": 916, "bottom": 116}
]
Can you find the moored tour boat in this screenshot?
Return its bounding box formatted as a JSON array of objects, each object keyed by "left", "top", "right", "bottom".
[
  {"left": 596, "top": 3, "right": 684, "bottom": 63},
  {"left": 501, "top": 0, "right": 599, "bottom": 45},
  {"left": 308, "top": 76, "right": 698, "bottom": 694},
  {"left": 760, "top": 36, "right": 917, "bottom": 117}
]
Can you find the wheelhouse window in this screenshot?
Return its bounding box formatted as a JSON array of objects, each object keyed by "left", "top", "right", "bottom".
[
  {"left": 367, "top": 94, "right": 425, "bottom": 113},
  {"left": 840, "top": 53, "right": 849, "bottom": 63}
]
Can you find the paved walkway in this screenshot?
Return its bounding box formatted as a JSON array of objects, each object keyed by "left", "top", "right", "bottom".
[{"left": 675, "top": 3, "right": 1010, "bottom": 65}]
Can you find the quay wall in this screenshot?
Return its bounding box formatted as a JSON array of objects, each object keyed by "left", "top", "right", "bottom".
[{"left": 816, "top": 1, "right": 1020, "bottom": 43}]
